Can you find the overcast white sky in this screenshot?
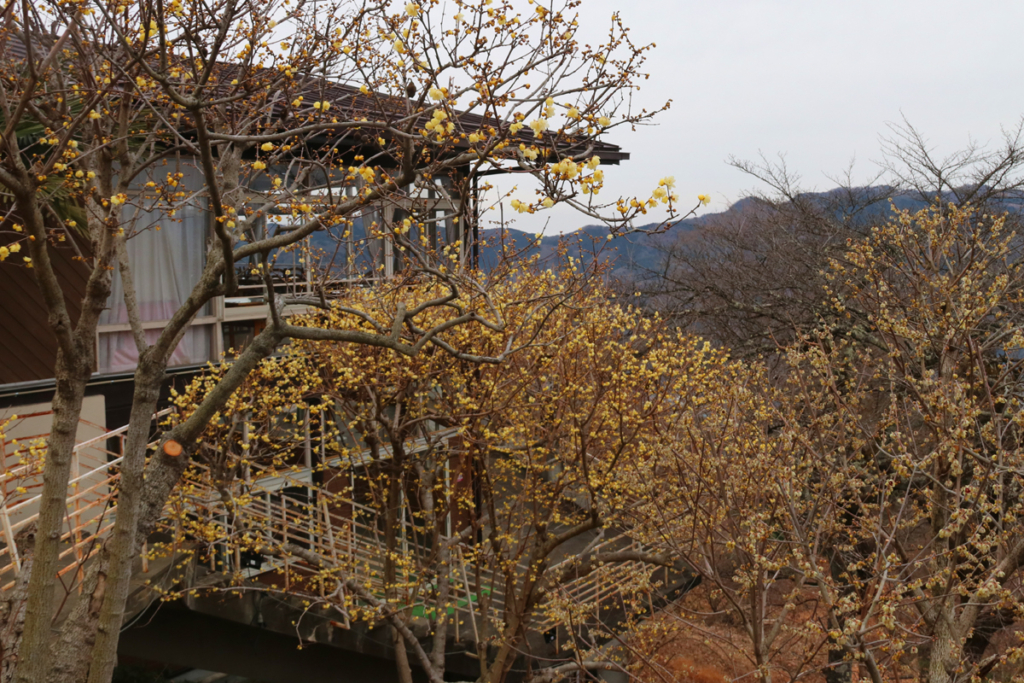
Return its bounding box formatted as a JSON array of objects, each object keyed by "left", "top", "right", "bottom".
[{"left": 488, "top": 0, "right": 1024, "bottom": 233}]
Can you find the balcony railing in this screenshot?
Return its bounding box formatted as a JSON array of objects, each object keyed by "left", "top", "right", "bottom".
[{"left": 0, "top": 412, "right": 658, "bottom": 641}]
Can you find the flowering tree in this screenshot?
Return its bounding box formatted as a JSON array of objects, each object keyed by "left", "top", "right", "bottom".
[
  {"left": 634, "top": 204, "right": 1024, "bottom": 683},
  {"left": 156, "top": 270, "right": 714, "bottom": 683},
  {"left": 0, "top": 0, "right": 695, "bottom": 680}
]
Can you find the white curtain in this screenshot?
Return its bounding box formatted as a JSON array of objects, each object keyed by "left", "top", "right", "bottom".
[{"left": 98, "top": 203, "right": 211, "bottom": 373}]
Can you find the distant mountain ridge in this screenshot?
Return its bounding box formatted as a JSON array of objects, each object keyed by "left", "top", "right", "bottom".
[{"left": 478, "top": 188, "right": 1024, "bottom": 276}]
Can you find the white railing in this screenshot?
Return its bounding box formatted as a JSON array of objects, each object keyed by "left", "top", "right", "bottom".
[
  {"left": 0, "top": 408, "right": 173, "bottom": 589},
  {"left": 0, "top": 412, "right": 654, "bottom": 638}
]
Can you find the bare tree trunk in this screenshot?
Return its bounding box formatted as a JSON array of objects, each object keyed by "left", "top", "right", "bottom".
[
  {"left": 14, "top": 352, "right": 91, "bottom": 683},
  {"left": 1, "top": 527, "right": 36, "bottom": 683},
  {"left": 47, "top": 553, "right": 109, "bottom": 683},
  {"left": 928, "top": 614, "right": 955, "bottom": 683},
  {"left": 84, "top": 360, "right": 164, "bottom": 683}
]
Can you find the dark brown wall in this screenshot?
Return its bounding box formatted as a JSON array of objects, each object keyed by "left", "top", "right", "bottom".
[{"left": 0, "top": 235, "right": 90, "bottom": 383}]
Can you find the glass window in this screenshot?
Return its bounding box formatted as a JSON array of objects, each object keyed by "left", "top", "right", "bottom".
[{"left": 222, "top": 320, "right": 265, "bottom": 355}]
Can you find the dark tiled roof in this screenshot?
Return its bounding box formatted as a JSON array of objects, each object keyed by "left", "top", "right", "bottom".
[{"left": 0, "top": 30, "right": 627, "bottom": 165}]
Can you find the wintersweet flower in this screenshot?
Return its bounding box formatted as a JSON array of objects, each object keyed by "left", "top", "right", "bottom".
[
  {"left": 261, "top": 142, "right": 275, "bottom": 151},
  {"left": 393, "top": 40, "right": 406, "bottom": 54},
  {"left": 88, "top": 110, "right": 101, "bottom": 120},
  {"left": 529, "top": 118, "right": 548, "bottom": 138},
  {"left": 597, "top": 116, "right": 611, "bottom": 127},
  {"left": 252, "top": 161, "right": 267, "bottom": 171},
  {"left": 9, "top": 243, "right": 20, "bottom": 253},
  {"left": 542, "top": 197, "right": 554, "bottom": 208},
  {"left": 567, "top": 107, "right": 580, "bottom": 120},
  {"left": 551, "top": 159, "right": 579, "bottom": 179},
  {"left": 405, "top": 2, "right": 419, "bottom": 17},
  {"left": 698, "top": 194, "right": 711, "bottom": 205},
  {"left": 429, "top": 86, "right": 444, "bottom": 101},
  {"left": 659, "top": 176, "right": 675, "bottom": 189},
  {"left": 587, "top": 156, "right": 600, "bottom": 169},
  {"left": 543, "top": 97, "right": 555, "bottom": 117}
]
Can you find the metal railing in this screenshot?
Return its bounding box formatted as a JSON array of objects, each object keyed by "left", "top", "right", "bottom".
[
  {"left": 0, "top": 409, "right": 173, "bottom": 589},
  {"left": 0, "top": 413, "right": 655, "bottom": 638}
]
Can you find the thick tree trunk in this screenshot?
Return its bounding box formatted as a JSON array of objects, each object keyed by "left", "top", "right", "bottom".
[
  {"left": 85, "top": 361, "right": 164, "bottom": 683},
  {"left": 46, "top": 553, "right": 109, "bottom": 683},
  {"left": 928, "top": 615, "right": 955, "bottom": 683},
  {"left": 14, "top": 352, "right": 91, "bottom": 683},
  {"left": 1, "top": 526, "right": 36, "bottom": 683}
]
